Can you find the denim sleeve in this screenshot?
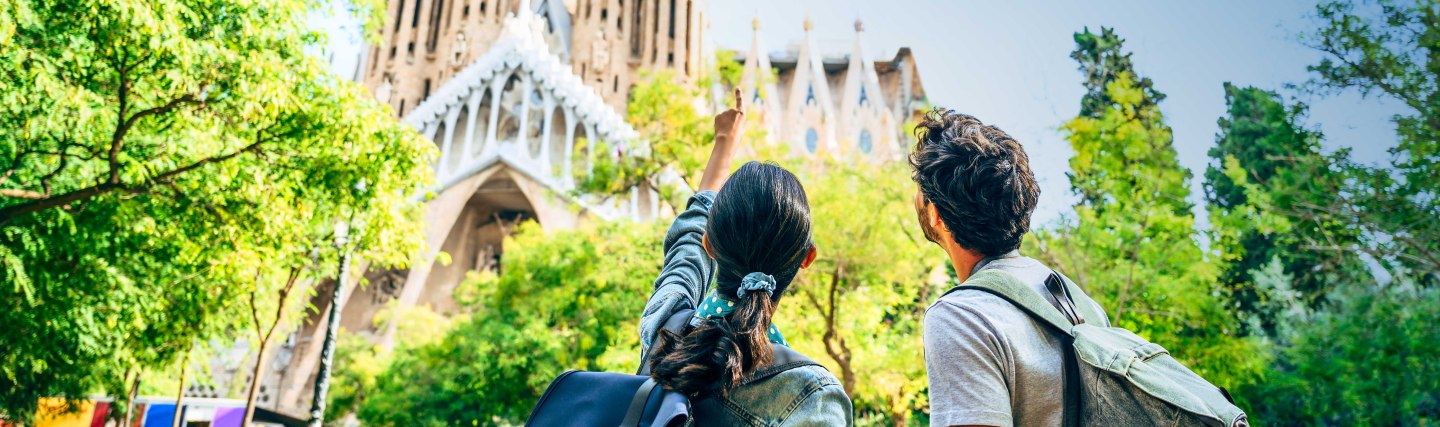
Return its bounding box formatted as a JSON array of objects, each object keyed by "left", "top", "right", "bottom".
[
  {"left": 639, "top": 190, "right": 718, "bottom": 353},
  {"left": 778, "top": 384, "right": 854, "bottom": 427}
]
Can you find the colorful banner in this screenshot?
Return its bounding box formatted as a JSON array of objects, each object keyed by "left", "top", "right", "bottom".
[
  {"left": 34, "top": 398, "right": 93, "bottom": 427},
  {"left": 141, "top": 404, "right": 175, "bottom": 427},
  {"left": 88, "top": 402, "right": 110, "bottom": 427},
  {"left": 212, "top": 407, "right": 244, "bottom": 427}
]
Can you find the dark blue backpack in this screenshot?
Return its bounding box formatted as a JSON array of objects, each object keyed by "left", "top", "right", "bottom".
[{"left": 524, "top": 309, "right": 819, "bottom": 427}]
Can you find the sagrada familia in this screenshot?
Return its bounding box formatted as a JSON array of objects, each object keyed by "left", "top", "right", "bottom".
[{"left": 201, "top": 0, "right": 928, "bottom": 417}]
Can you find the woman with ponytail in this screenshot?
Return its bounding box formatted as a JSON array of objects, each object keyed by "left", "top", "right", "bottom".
[{"left": 637, "top": 91, "right": 853, "bottom": 425}]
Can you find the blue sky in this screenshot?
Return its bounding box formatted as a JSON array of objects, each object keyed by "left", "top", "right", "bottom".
[
  {"left": 707, "top": 0, "right": 1404, "bottom": 225},
  {"left": 316, "top": 0, "right": 1405, "bottom": 225}
]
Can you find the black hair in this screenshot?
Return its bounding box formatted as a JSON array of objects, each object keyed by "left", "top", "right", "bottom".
[
  {"left": 909, "top": 109, "right": 1040, "bottom": 257},
  {"left": 647, "top": 161, "right": 813, "bottom": 396}
]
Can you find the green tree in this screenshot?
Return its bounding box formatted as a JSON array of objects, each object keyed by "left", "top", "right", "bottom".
[
  {"left": 1034, "top": 29, "right": 1265, "bottom": 391},
  {"left": 778, "top": 158, "right": 942, "bottom": 426},
  {"left": 579, "top": 52, "right": 764, "bottom": 210},
  {"left": 1066, "top": 28, "right": 1180, "bottom": 212},
  {"left": 1212, "top": 148, "right": 1440, "bottom": 425},
  {"left": 0, "top": 0, "right": 433, "bottom": 420},
  {"left": 579, "top": 68, "right": 711, "bottom": 207},
  {"left": 1221, "top": 2, "right": 1440, "bottom": 423},
  {"left": 1304, "top": 0, "right": 1440, "bottom": 284},
  {"left": 324, "top": 304, "right": 453, "bottom": 426},
  {"left": 354, "top": 221, "right": 665, "bottom": 425},
  {"left": 1242, "top": 283, "right": 1440, "bottom": 425},
  {"left": 1204, "top": 83, "right": 1368, "bottom": 335},
  {"left": 1070, "top": 27, "right": 1165, "bottom": 128}
]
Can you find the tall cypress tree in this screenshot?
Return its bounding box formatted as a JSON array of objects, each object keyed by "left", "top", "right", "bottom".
[{"left": 1205, "top": 83, "right": 1367, "bottom": 335}]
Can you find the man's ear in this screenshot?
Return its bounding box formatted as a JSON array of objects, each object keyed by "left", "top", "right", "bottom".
[
  {"left": 926, "top": 202, "right": 948, "bottom": 233},
  {"left": 702, "top": 234, "right": 717, "bottom": 259},
  {"left": 800, "top": 245, "right": 818, "bottom": 269}
]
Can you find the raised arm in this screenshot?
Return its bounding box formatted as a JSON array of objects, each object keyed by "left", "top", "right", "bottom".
[
  {"left": 696, "top": 89, "right": 745, "bottom": 192},
  {"left": 638, "top": 90, "right": 746, "bottom": 352}
]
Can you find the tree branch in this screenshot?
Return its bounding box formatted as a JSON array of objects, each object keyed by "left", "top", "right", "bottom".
[
  {"left": 110, "top": 93, "right": 204, "bottom": 184},
  {"left": 0, "top": 135, "right": 268, "bottom": 224},
  {"left": 249, "top": 269, "right": 264, "bottom": 342}
]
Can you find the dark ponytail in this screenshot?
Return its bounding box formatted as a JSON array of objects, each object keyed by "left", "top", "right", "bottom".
[{"left": 648, "top": 162, "right": 813, "bottom": 396}]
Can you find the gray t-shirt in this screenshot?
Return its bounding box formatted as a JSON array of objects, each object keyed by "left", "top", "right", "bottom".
[{"left": 923, "top": 253, "right": 1108, "bottom": 427}]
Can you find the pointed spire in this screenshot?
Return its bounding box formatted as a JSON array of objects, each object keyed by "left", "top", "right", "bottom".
[
  {"left": 804, "top": 16, "right": 813, "bottom": 32},
  {"left": 752, "top": 16, "right": 761, "bottom": 31},
  {"left": 854, "top": 19, "right": 864, "bottom": 33}
]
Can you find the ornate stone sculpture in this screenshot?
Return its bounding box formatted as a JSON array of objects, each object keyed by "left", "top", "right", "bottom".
[{"left": 452, "top": 32, "right": 468, "bottom": 66}]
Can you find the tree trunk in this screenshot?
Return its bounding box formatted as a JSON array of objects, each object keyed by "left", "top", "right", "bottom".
[
  {"left": 110, "top": 367, "right": 132, "bottom": 426},
  {"left": 308, "top": 250, "right": 352, "bottom": 427},
  {"left": 172, "top": 348, "right": 189, "bottom": 427},
  {"left": 122, "top": 371, "right": 141, "bottom": 427},
  {"left": 242, "top": 339, "right": 272, "bottom": 427},
  {"left": 243, "top": 266, "right": 302, "bottom": 427}
]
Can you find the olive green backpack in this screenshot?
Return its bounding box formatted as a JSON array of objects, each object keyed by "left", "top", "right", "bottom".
[{"left": 951, "top": 268, "right": 1250, "bottom": 427}]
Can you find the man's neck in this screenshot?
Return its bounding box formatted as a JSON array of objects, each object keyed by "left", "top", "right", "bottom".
[{"left": 945, "top": 243, "right": 984, "bottom": 283}]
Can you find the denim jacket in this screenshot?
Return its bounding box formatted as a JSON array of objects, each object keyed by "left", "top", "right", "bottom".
[{"left": 639, "top": 191, "right": 854, "bottom": 427}]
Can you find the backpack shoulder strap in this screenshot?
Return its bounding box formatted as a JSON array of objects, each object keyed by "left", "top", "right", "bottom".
[
  {"left": 621, "top": 378, "right": 660, "bottom": 427},
  {"left": 949, "top": 269, "right": 1077, "bottom": 335},
  {"left": 1054, "top": 272, "right": 1106, "bottom": 326},
  {"left": 950, "top": 268, "right": 1087, "bottom": 427}
]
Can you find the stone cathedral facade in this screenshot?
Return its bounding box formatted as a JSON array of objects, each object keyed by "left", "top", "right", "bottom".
[{"left": 222, "top": 0, "right": 927, "bottom": 417}]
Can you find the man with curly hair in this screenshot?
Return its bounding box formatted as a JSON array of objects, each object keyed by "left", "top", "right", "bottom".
[{"left": 909, "top": 109, "right": 1109, "bottom": 427}]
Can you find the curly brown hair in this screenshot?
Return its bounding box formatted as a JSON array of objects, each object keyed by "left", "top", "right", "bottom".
[{"left": 908, "top": 109, "right": 1040, "bottom": 257}]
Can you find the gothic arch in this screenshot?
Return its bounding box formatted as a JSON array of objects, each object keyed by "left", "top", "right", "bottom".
[
  {"left": 418, "top": 168, "right": 540, "bottom": 312},
  {"left": 547, "top": 105, "right": 569, "bottom": 176},
  {"left": 446, "top": 105, "right": 469, "bottom": 173},
  {"left": 495, "top": 73, "right": 524, "bottom": 144}
]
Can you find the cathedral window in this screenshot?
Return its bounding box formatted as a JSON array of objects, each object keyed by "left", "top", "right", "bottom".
[
  {"left": 667, "top": 0, "right": 676, "bottom": 38},
  {"left": 858, "top": 85, "right": 868, "bottom": 106},
  {"left": 805, "top": 128, "right": 818, "bottom": 153},
  {"left": 858, "top": 129, "right": 873, "bottom": 154},
  {"left": 427, "top": 0, "right": 445, "bottom": 51},
  {"left": 394, "top": 0, "right": 407, "bottom": 32},
  {"left": 526, "top": 89, "right": 545, "bottom": 159},
  {"left": 629, "top": 2, "right": 641, "bottom": 56},
  {"left": 805, "top": 85, "right": 815, "bottom": 105}
]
